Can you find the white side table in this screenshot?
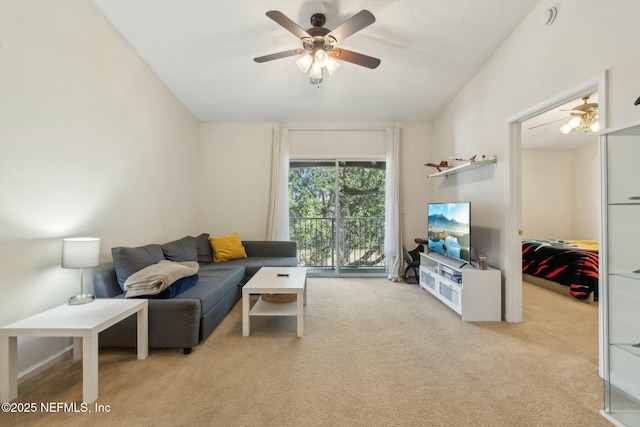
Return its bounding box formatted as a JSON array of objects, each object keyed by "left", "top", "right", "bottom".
[{"left": 0, "top": 299, "right": 148, "bottom": 403}]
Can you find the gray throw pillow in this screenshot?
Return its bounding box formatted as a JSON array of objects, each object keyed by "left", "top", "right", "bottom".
[
  {"left": 162, "top": 236, "right": 198, "bottom": 263},
  {"left": 112, "top": 244, "right": 166, "bottom": 291},
  {"left": 194, "top": 233, "right": 213, "bottom": 263}
]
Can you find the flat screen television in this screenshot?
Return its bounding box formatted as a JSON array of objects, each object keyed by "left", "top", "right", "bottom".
[{"left": 427, "top": 202, "right": 471, "bottom": 264}]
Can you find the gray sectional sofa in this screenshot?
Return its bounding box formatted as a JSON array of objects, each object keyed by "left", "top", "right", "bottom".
[{"left": 93, "top": 234, "right": 297, "bottom": 354}]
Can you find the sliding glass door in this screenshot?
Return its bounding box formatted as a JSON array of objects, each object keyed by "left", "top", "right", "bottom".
[{"left": 289, "top": 159, "right": 386, "bottom": 276}]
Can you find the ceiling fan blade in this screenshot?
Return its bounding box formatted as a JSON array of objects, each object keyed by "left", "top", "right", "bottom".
[
  {"left": 527, "top": 117, "right": 569, "bottom": 130},
  {"left": 254, "top": 49, "right": 305, "bottom": 63},
  {"left": 331, "top": 48, "right": 380, "bottom": 69},
  {"left": 561, "top": 106, "right": 597, "bottom": 114},
  {"left": 327, "top": 10, "right": 375, "bottom": 42},
  {"left": 266, "top": 11, "right": 311, "bottom": 40}
]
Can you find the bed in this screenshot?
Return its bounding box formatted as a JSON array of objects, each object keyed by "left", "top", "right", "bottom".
[{"left": 522, "top": 239, "right": 599, "bottom": 303}]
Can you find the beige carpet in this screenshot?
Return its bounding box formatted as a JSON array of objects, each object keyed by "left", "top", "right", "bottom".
[{"left": 1, "top": 279, "right": 610, "bottom": 426}]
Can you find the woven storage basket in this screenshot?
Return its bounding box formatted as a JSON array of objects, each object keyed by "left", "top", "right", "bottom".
[{"left": 261, "top": 293, "right": 297, "bottom": 304}]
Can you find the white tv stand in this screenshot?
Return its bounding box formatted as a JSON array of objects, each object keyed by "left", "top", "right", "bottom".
[{"left": 419, "top": 251, "right": 501, "bottom": 321}]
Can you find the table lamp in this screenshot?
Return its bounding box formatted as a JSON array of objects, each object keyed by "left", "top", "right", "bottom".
[{"left": 62, "top": 237, "right": 101, "bottom": 305}]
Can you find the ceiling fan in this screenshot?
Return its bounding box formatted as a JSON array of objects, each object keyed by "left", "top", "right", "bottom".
[
  {"left": 529, "top": 94, "right": 599, "bottom": 135},
  {"left": 254, "top": 10, "right": 381, "bottom": 85}
]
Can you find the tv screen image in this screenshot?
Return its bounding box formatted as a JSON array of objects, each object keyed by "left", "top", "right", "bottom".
[{"left": 427, "top": 202, "right": 471, "bottom": 263}]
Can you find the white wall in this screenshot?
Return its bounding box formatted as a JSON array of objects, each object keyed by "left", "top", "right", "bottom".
[
  {"left": 522, "top": 150, "right": 574, "bottom": 239},
  {"left": 0, "top": 0, "right": 200, "bottom": 376},
  {"left": 399, "top": 123, "right": 433, "bottom": 246},
  {"left": 198, "top": 123, "right": 277, "bottom": 239},
  {"left": 198, "top": 122, "right": 432, "bottom": 248},
  {"left": 572, "top": 140, "right": 600, "bottom": 239},
  {"left": 431, "top": 0, "right": 640, "bottom": 319},
  {"left": 521, "top": 142, "right": 599, "bottom": 240}
]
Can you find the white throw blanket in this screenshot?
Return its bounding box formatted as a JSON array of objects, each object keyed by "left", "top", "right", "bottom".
[{"left": 124, "top": 260, "right": 199, "bottom": 298}]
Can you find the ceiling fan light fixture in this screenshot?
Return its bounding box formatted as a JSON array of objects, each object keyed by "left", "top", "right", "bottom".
[
  {"left": 568, "top": 116, "right": 581, "bottom": 128},
  {"left": 559, "top": 116, "right": 583, "bottom": 134},
  {"left": 296, "top": 54, "right": 313, "bottom": 73},
  {"left": 325, "top": 57, "right": 340, "bottom": 75},
  {"left": 559, "top": 123, "right": 574, "bottom": 135},
  {"left": 309, "top": 63, "right": 323, "bottom": 80},
  {"left": 314, "top": 49, "right": 328, "bottom": 67},
  {"left": 583, "top": 112, "right": 599, "bottom": 134},
  {"left": 559, "top": 111, "right": 599, "bottom": 135}
]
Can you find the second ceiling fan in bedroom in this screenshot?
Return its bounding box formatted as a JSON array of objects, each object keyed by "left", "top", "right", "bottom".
[
  {"left": 530, "top": 94, "right": 600, "bottom": 135},
  {"left": 254, "top": 10, "right": 381, "bottom": 85},
  {"left": 558, "top": 94, "right": 599, "bottom": 134}
]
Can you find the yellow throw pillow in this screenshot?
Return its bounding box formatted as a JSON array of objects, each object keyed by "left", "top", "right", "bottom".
[{"left": 209, "top": 232, "right": 247, "bottom": 262}]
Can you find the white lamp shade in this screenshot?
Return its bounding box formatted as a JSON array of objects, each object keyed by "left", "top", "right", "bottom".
[
  {"left": 296, "top": 54, "right": 313, "bottom": 73},
  {"left": 567, "top": 116, "right": 581, "bottom": 128},
  {"left": 62, "top": 237, "right": 101, "bottom": 269},
  {"left": 559, "top": 123, "right": 573, "bottom": 135},
  {"left": 309, "top": 63, "right": 323, "bottom": 80},
  {"left": 325, "top": 57, "right": 340, "bottom": 75}
]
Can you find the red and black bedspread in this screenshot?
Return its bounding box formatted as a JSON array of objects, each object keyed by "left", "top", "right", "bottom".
[{"left": 522, "top": 239, "right": 599, "bottom": 301}]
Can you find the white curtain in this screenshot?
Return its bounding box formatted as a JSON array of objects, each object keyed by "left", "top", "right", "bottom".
[
  {"left": 385, "top": 127, "right": 403, "bottom": 281},
  {"left": 266, "top": 127, "right": 290, "bottom": 241}
]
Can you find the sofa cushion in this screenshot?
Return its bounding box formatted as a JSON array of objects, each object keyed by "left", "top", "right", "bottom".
[
  {"left": 112, "top": 244, "right": 166, "bottom": 291},
  {"left": 210, "top": 232, "right": 247, "bottom": 262},
  {"left": 242, "top": 241, "right": 298, "bottom": 258},
  {"left": 194, "top": 233, "right": 213, "bottom": 264},
  {"left": 162, "top": 236, "right": 198, "bottom": 262},
  {"left": 178, "top": 265, "right": 245, "bottom": 314},
  {"left": 224, "top": 256, "right": 299, "bottom": 278}
]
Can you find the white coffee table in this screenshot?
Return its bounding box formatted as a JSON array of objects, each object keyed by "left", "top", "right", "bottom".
[
  {"left": 242, "top": 267, "right": 307, "bottom": 337},
  {"left": 0, "top": 299, "right": 148, "bottom": 403}
]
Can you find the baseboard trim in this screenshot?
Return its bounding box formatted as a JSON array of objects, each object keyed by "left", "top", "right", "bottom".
[
  {"left": 599, "top": 410, "right": 627, "bottom": 427},
  {"left": 18, "top": 344, "right": 73, "bottom": 385}
]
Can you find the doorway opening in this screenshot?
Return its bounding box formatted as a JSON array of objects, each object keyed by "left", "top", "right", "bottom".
[{"left": 505, "top": 71, "right": 606, "bottom": 372}]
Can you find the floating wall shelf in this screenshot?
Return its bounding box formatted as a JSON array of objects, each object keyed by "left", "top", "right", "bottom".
[{"left": 427, "top": 156, "right": 497, "bottom": 178}]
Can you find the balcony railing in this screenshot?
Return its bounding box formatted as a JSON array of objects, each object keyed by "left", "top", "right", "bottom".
[{"left": 290, "top": 217, "right": 386, "bottom": 271}]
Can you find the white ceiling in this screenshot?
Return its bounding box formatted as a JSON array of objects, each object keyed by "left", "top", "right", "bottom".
[{"left": 92, "top": 0, "right": 540, "bottom": 123}]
